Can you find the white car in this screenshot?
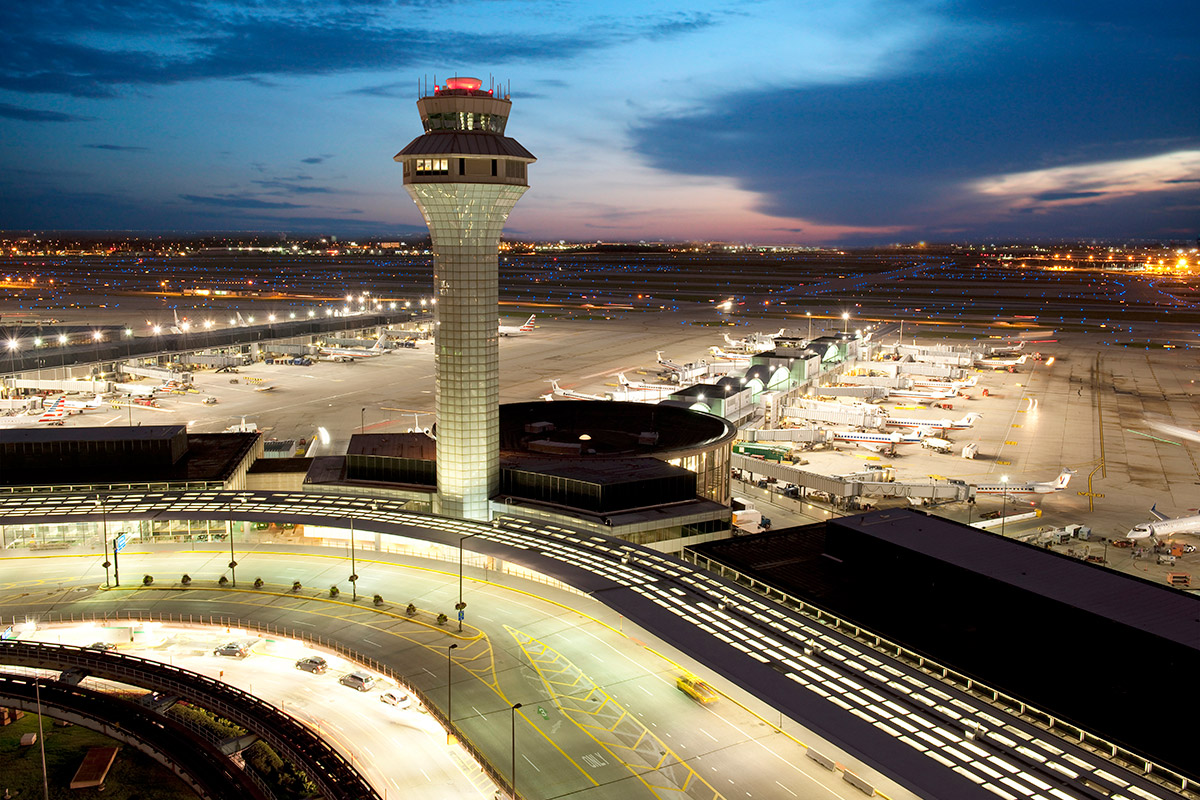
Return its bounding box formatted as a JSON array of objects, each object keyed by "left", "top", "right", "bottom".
[{"left": 380, "top": 691, "right": 411, "bottom": 709}]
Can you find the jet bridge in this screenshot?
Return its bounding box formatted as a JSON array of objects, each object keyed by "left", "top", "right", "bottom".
[{"left": 731, "top": 454, "right": 971, "bottom": 504}]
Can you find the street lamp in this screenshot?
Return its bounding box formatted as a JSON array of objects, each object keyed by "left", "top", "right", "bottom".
[
  {"left": 360, "top": 406, "right": 366, "bottom": 436},
  {"left": 446, "top": 643, "right": 459, "bottom": 744},
  {"left": 5, "top": 339, "right": 17, "bottom": 396},
  {"left": 805, "top": 311, "right": 812, "bottom": 341},
  {"left": 1000, "top": 476, "right": 1009, "bottom": 535},
  {"left": 349, "top": 517, "right": 358, "bottom": 602},
  {"left": 96, "top": 496, "right": 111, "bottom": 589},
  {"left": 842, "top": 311, "right": 850, "bottom": 333},
  {"left": 511, "top": 702, "right": 524, "bottom": 799}
]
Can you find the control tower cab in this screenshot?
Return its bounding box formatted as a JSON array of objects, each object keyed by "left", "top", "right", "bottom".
[{"left": 394, "top": 76, "right": 535, "bottom": 521}]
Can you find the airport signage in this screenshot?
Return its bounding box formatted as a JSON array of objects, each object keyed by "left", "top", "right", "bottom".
[
  {"left": 1076, "top": 491, "right": 1105, "bottom": 499},
  {"left": 537, "top": 706, "right": 549, "bottom": 720},
  {"left": 114, "top": 533, "right": 129, "bottom": 553}
]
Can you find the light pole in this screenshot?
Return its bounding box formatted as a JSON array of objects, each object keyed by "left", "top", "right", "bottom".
[
  {"left": 5, "top": 339, "right": 17, "bottom": 396},
  {"left": 842, "top": 311, "right": 850, "bottom": 333},
  {"left": 96, "top": 496, "right": 111, "bottom": 588},
  {"left": 360, "top": 406, "right": 366, "bottom": 436},
  {"left": 446, "top": 643, "right": 459, "bottom": 744},
  {"left": 1000, "top": 476, "right": 1009, "bottom": 536},
  {"left": 805, "top": 311, "right": 812, "bottom": 341},
  {"left": 227, "top": 497, "right": 241, "bottom": 587},
  {"left": 35, "top": 675, "right": 49, "bottom": 800},
  {"left": 457, "top": 533, "right": 478, "bottom": 632},
  {"left": 92, "top": 331, "right": 103, "bottom": 381},
  {"left": 511, "top": 702, "right": 524, "bottom": 800},
  {"left": 349, "top": 517, "right": 358, "bottom": 602}
]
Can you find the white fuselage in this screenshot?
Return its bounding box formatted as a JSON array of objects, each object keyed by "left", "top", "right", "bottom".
[{"left": 1127, "top": 515, "right": 1200, "bottom": 540}]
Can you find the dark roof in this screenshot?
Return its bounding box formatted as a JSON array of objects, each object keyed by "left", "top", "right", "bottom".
[
  {"left": 248, "top": 457, "right": 313, "bottom": 474},
  {"left": 396, "top": 133, "right": 535, "bottom": 160},
  {"left": 348, "top": 433, "right": 436, "bottom": 460},
  {"left": 499, "top": 401, "right": 736, "bottom": 457},
  {"left": 0, "top": 425, "right": 186, "bottom": 444},
  {"left": 501, "top": 455, "right": 690, "bottom": 484},
  {"left": 838, "top": 510, "right": 1198, "bottom": 650}
]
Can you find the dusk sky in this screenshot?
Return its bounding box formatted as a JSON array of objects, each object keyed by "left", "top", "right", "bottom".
[{"left": 1, "top": 0, "right": 1196, "bottom": 244}]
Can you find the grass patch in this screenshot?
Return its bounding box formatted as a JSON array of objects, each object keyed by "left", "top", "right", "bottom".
[{"left": 0, "top": 714, "right": 197, "bottom": 799}]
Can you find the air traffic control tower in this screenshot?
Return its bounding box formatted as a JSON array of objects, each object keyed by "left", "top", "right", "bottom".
[{"left": 395, "top": 77, "right": 535, "bottom": 520}]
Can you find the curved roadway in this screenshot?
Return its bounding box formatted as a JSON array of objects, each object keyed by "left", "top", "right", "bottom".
[{"left": 0, "top": 490, "right": 1189, "bottom": 800}]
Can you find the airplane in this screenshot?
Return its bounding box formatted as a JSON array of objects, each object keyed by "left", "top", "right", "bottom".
[
  {"left": 707, "top": 346, "right": 753, "bottom": 364},
  {"left": 319, "top": 335, "right": 388, "bottom": 361},
  {"left": 543, "top": 379, "right": 611, "bottom": 401},
  {"left": 499, "top": 314, "right": 536, "bottom": 336},
  {"left": 723, "top": 328, "right": 783, "bottom": 353},
  {"left": 972, "top": 468, "right": 1076, "bottom": 497},
  {"left": 655, "top": 351, "right": 685, "bottom": 373},
  {"left": 254, "top": 385, "right": 277, "bottom": 392},
  {"left": 888, "top": 387, "right": 957, "bottom": 402},
  {"left": 41, "top": 394, "right": 105, "bottom": 412},
  {"left": 0, "top": 397, "right": 68, "bottom": 428},
  {"left": 1126, "top": 505, "right": 1200, "bottom": 541},
  {"left": 885, "top": 412, "right": 981, "bottom": 431},
  {"left": 975, "top": 354, "right": 1028, "bottom": 369},
  {"left": 617, "top": 373, "right": 675, "bottom": 396},
  {"left": 911, "top": 376, "right": 978, "bottom": 390}
]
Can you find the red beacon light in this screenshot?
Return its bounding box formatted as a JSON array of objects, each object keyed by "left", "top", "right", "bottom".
[{"left": 445, "top": 77, "right": 483, "bottom": 91}]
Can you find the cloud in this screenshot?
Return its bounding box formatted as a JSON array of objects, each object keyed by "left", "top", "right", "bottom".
[
  {"left": 83, "top": 143, "right": 149, "bottom": 151},
  {"left": 180, "top": 194, "right": 310, "bottom": 209},
  {"left": 629, "top": 4, "right": 1200, "bottom": 241},
  {"left": 251, "top": 179, "right": 337, "bottom": 194},
  {"left": 0, "top": 102, "right": 90, "bottom": 122},
  {"left": 301, "top": 156, "right": 327, "bottom": 164}
]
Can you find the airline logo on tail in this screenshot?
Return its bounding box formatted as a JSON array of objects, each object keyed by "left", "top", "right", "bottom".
[
  {"left": 499, "top": 314, "right": 536, "bottom": 336},
  {"left": 38, "top": 397, "right": 66, "bottom": 425}
]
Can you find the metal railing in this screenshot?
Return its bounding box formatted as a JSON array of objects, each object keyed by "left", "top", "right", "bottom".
[{"left": 681, "top": 548, "right": 1193, "bottom": 796}]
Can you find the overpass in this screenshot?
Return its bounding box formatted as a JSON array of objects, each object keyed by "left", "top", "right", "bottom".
[{"left": 0, "top": 490, "right": 1190, "bottom": 800}]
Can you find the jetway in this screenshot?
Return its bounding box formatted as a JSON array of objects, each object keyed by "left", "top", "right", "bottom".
[
  {"left": 784, "top": 403, "right": 884, "bottom": 428},
  {"left": 814, "top": 385, "right": 888, "bottom": 400},
  {"left": 740, "top": 427, "right": 830, "bottom": 444},
  {"left": 833, "top": 373, "right": 909, "bottom": 389},
  {"left": 8, "top": 378, "right": 110, "bottom": 394},
  {"left": 122, "top": 363, "right": 190, "bottom": 383},
  {"left": 732, "top": 453, "right": 971, "bottom": 504}
]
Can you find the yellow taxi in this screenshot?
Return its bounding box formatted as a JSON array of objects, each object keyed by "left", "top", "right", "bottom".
[{"left": 676, "top": 674, "right": 718, "bottom": 704}]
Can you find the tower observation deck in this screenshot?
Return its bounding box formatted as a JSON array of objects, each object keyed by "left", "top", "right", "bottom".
[{"left": 395, "top": 76, "right": 536, "bottom": 520}]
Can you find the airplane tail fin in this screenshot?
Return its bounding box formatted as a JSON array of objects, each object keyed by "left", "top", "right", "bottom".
[
  {"left": 618, "top": 373, "right": 630, "bottom": 386},
  {"left": 549, "top": 379, "right": 562, "bottom": 392},
  {"left": 1055, "top": 468, "right": 1077, "bottom": 489},
  {"left": 372, "top": 335, "right": 386, "bottom": 351},
  {"left": 1017, "top": 354, "right": 1028, "bottom": 364},
  {"left": 956, "top": 413, "right": 981, "bottom": 427},
  {"left": 520, "top": 314, "right": 536, "bottom": 331}
]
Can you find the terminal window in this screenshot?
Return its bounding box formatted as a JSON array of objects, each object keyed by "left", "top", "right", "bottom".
[{"left": 415, "top": 158, "right": 449, "bottom": 175}]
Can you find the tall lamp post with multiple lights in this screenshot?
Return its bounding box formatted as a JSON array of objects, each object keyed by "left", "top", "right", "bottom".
[
  {"left": 805, "top": 311, "right": 812, "bottom": 341},
  {"left": 842, "top": 311, "right": 850, "bottom": 333}
]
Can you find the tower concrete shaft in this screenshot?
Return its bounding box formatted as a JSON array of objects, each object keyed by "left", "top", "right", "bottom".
[{"left": 395, "top": 76, "right": 535, "bottom": 520}]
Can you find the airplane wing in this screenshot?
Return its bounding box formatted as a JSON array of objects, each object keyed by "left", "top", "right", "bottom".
[{"left": 1149, "top": 504, "right": 1169, "bottom": 521}]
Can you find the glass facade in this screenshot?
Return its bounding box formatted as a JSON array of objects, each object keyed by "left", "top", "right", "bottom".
[
  {"left": 406, "top": 182, "right": 529, "bottom": 520},
  {"left": 422, "top": 112, "right": 507, "bottom": 134},
  {"left": 415, "top": 158, "right": 449, "bottom": 175}
]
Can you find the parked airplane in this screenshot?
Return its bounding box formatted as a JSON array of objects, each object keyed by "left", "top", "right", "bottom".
[
  {"left": 499, "top": 314, "right": 536, "bottom": 336},
  {"left": 972, "top": 468, "right": 1076, "bottom": 497},
  {"left": 0, "top": 397, "right": 67, "bottom": 428},
  {"left": 319, "top": 335, "right": 388, "bottom": 361},
  {"left": 40, "top": 394, "right": 105, "bottom": 412},
  {"left": 976, "top": 354, "right": 1028, "bottom": 369},
  {"left": 254, "top": 385, "right": 277, "bottom": 392},
  {"left": 1125, "top": 505, "right": 1200, "bottom": 541},
  {"left": 885, "top": 412, "right": 981, "bottom": 431},
  {"left": 655, "top": 350, "right": 685, "bottom": 373},
  {"left": 830, "top": 430, "right": 904, "bottom": 452},
  {"left": 888, "top": 387, "right": 957, "bottom": 402},
  {"left": 911, "top": 375, "right": 978, "bottom": 390},
  {"left": 617, "top": 373, "right": 674, "bottom": 395},
  {"left": 543, "top": 379, "right": 611, "bottom": 402},
  {"left": 707, "top": 346, "right": 753, "bottom": 364},
  {"left": 723, "top": 328, "right": 783, "bottom": 353}
]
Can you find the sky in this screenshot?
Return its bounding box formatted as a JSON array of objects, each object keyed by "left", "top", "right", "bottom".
[{"left": 0, "top": 0, "right": 1196, "bottom": 244}]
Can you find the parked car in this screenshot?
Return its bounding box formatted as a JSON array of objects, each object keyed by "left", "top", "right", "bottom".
[
  {"left": 295, "top": 656, "right": 328, "bottom": 674},
  {"left": 380, "top": 691, "right": 411, "bottom": 709},
  {"left": 339, "top": 671, "right": 376, "bottom": 692},
  {"left": 214, "top": 642, "right": 249, "bottom": 658},
  {"left": 85, "top": 642, "right": 116, "bottom": 652}
]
